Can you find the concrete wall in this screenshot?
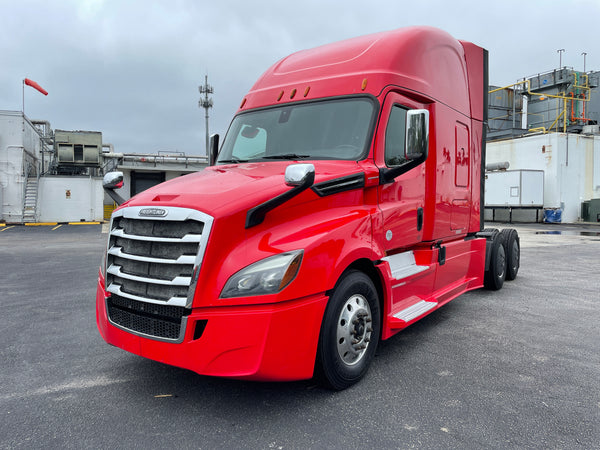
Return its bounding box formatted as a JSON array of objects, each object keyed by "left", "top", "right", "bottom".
[
  {"left": 38, "top": 177, "right": 104, "bottom": 222},
  {"left": 487, "top": 133, "right": 600, "bottom": 222}
]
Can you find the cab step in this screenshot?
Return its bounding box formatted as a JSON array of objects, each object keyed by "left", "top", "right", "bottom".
[
  {"left": 393, "top": 300, "right": 438, "bottom": 323},
  {"left": 382, "top": 251, "right": 429, "bottom": 280}
]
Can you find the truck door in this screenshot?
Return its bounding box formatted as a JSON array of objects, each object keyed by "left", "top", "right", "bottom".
[{"left": 376, "top": 94, "right": 427, "bottom": 252}]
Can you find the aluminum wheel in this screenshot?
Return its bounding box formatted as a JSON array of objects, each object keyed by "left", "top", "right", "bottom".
[{"left": 336, "top": 294, "right": 373, "bottom": 366}]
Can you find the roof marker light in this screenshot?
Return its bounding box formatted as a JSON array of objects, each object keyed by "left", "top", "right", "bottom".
[
  {"left": 277, "top": 91, "right": 284, "bottom": 101},
  {"left": 240, "top": 98, "right": 247, "bottom": 108},
  {"left": 361, "top": 78, "right": 368, "bottom": 91},
  {"left": 290, "top": 89, "right": 297, "bottom": 99},
  {"left": 304, "top": 86, "right": 311, "bottom": 97}
]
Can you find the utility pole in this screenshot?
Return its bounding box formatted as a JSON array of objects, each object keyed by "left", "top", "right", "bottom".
[
  {"left": 198, "top": 75, "right": 213, "bottom": 156},
  {"left": 582, "top": 52, "right": 587, "bottom": 72},
  {"left": 557, "top": 49, "right": 565, "bottom": 69}
]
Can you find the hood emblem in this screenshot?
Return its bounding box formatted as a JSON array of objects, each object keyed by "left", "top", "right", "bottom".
[{"left": 139, "top": 208, "right": 167, "bottom": 217}]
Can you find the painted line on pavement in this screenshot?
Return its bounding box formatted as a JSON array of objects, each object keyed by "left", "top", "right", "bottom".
[{"left": 25, "top": 222, "right": 58, "bottom": 226}]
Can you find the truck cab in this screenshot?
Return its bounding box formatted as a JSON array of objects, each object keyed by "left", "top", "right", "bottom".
[{"left": 97, "top": 26, "right": 517, "bottom": 390}]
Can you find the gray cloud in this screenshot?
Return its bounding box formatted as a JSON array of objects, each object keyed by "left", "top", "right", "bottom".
[{"left": 1, "top": 0, "right": 598, "bottom": 155}]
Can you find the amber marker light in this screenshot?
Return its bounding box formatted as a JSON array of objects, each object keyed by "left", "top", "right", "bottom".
[
  {"left": 277, "top": 91, "right": 284, "bottom": 101},
  {"left": 240, "top": 98, "right": 247, "bottom": 108},
  {"left": 361, "top": 78, "right": 368, "bottom": 91},
  {"left": 290, "top": 88, "right": 297, "bottom": 99},
  {"left": 278, "top": 252, "right": 303, "bottom": 290},
  {"left": 304, "top": 86, "right": 311, "bottom": 97}
]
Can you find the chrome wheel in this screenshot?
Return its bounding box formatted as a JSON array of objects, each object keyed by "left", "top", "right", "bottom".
[{"left": 336, "top": 294, "right": 373, "bottom": 366}]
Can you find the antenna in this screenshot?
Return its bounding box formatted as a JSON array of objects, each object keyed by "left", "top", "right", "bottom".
[{"left": 198, "top": 75, "right": 214, "bottom": 156}]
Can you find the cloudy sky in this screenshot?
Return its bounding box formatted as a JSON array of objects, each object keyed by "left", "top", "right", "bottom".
[{"left": 1, "top": 0, "right": 598, "bottom": 156}]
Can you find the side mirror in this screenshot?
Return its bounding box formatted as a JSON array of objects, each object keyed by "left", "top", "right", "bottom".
[
  {"left": 246, "top": 163, "right": 315, "bottom": 228},
  {"left": 380, "top": 109, "right": 429, "bottom": 184},
  {"left": 103, "top": 171, "right": 126, "bottom": 205},
  {"left": 285, "top": 163, "right": 315, "bottom": 187},
  {"left": 209, "top": 133, "right": 220, "bottom": 166},
  {"left": 405, "top": 109, "right": 429, "bottom": 160},
  {"left": 103, "top": 171, "right": 123, "bottom": 189}
]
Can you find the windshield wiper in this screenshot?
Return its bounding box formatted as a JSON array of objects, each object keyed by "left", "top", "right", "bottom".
[
  {"left": 261, "top": 154, "right": 311, "bottom": 160},
  {"left": 218, "top": 157, "right": 249, "bottom": 164}
]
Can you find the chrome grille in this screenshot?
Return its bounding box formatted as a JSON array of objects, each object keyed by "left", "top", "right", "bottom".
[{"left": 105, "top": 206, "right": 213, "bottom": 342}]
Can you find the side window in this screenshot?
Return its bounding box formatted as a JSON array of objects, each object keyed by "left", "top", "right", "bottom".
[{"left": 385, "top": 106, "right": 407, "bottom": 167}]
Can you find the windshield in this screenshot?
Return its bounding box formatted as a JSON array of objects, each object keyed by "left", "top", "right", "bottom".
[{"left": 217, "top": 97, "right": 376, "bottom": 163}]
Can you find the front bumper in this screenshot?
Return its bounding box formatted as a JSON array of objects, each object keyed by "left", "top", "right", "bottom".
[{"left": 96, "top": 275, "right": 328, "bottom": 381}]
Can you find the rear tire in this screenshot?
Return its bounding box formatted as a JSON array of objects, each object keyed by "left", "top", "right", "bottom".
[
  {"left": 315, "top": 270, "right": 380, "bottom": 390},
  {"left": 484, "top": 236, "right": 506, "bottom": 290},
  {"left": 500, "top": 228, "right": 520, "bottom": 281}
]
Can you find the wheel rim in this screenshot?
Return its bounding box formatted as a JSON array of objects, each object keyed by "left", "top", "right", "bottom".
[{"left": 336, "top": 294, "right": 373, "bottom": 366}]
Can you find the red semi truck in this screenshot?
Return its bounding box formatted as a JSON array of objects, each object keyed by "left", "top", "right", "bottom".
[{"left": 97, "top": 26, "right": 519, "bottom": 390}]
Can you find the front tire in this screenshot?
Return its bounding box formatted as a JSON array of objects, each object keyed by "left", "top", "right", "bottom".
[{"left": 315, "top": 270, "right": 380, "bottom": 390}]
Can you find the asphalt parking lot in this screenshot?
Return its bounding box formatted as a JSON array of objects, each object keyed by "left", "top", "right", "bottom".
[{"left": 0, "top": 222, "right": 598, "bottom": 449}]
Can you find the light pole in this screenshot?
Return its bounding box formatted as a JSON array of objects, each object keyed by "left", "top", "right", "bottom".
[
  {"left": 557, "top": 49, "right": 565, "bottom": 69},
  {"left": 198, "top": 75, "right": 213, "bottom": 156},
  {"left": 582, "top": 52, "right": 587, "bottom": 72}
]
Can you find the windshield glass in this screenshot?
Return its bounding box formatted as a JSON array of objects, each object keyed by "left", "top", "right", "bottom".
[{"left": 217, "top": 97, "right": 376, "bottom": 163}]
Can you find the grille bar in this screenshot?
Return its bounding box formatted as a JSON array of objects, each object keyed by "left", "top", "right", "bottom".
[
  {"left": 108, "top": 246, "right": 196, "bottom": 265},
  {"left": 111, "top": 228, "right": 204, "bottom": 243},
  {"left": 107, "top": 284, "right": 188, "bottom": 307},
  {"left": 107, "top": 265, "right": 192, "bottom": 286}
]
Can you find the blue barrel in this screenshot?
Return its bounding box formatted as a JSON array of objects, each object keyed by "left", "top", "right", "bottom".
[{"left": 543, "top": 209, "right": 562, "bottom": 223}]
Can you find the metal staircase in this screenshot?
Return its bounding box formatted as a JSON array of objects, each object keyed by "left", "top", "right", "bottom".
[{"left": 22, "top": 177, "right": 38, "bottom": 223}]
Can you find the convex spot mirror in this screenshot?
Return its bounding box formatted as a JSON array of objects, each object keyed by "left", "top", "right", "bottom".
[
  {"left": 285, "top": 163, "right": 315, "bottom": 187},
  {"left": 405, "top": 109, "right": 429, "bottom": 160},
  {"left": 103, "top": 171, "right": 124, "bottom": 189}
]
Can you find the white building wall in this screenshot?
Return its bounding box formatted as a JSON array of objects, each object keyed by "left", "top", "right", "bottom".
[
  {"left": 0, "top": 111, "right": 45, "bottom": 222},
  {"left": 37, "top": 177, "right": 104, "bottom": 222},
  {"left": 487, "top": 133, "right": 600, "bottom": 222}
]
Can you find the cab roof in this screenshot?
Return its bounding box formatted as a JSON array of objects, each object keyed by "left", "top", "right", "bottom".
[{"left": 239, "top": 26, "right": 486, "bottom": 121}]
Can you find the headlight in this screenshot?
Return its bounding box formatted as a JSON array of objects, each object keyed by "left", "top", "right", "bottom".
[{"left": 220, "top": 250, "right": 303, "bottom": 298}]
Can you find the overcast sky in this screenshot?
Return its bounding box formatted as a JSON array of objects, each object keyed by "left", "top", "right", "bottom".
[{"left": 1, "top": 0, "right": 598, "bottom": 156}]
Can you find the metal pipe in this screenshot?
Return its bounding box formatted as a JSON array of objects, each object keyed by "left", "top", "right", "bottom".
[{"left": 485, "top": 161, "right": 510, "bottom": 171}]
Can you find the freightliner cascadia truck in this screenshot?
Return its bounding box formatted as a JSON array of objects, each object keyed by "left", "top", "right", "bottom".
[{"left": 97, "top": 26, "right": 520, "bottom": 390}]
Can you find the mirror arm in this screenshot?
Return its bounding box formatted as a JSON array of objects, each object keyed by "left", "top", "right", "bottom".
[
  {"left": 104, "top": 187, "right": 126, "bottom": 206},
  {"left": 379, "top": 158, "right": 424, "bottom": 184},
  {"left": 209, "top": 133, "right": 219, "bottom": 166},
  {"left": 246, "top": 171, "right": 315, "bottom": 228}
]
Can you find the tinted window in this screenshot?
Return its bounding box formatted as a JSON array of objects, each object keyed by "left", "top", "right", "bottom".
[
  {"left": 385, "top": 105, "right": 407, "bottom": 167},
  {"left": 218, "top": 98, "right": 376, "bottom": 163}
]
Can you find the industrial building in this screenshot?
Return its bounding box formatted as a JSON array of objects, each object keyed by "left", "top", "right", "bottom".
[
  {"left": 0, "top": 110, "right": 208, "bottom": 223},
  {"left": 486, "top": 68, "right": 600, "bottom": 223}
]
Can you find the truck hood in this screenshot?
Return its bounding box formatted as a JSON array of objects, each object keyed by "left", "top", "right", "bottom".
[{"left": 125, "top": 161, "right": 366, "bottom": 217}]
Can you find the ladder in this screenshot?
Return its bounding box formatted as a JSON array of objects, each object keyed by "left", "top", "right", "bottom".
[{"left": 22, "top": 177, "right": 38, "bottom": 223}]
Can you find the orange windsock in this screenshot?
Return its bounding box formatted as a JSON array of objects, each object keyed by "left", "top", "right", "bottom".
[{"left": 24, "top": 78, "right": 48, "bottom": 96}]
